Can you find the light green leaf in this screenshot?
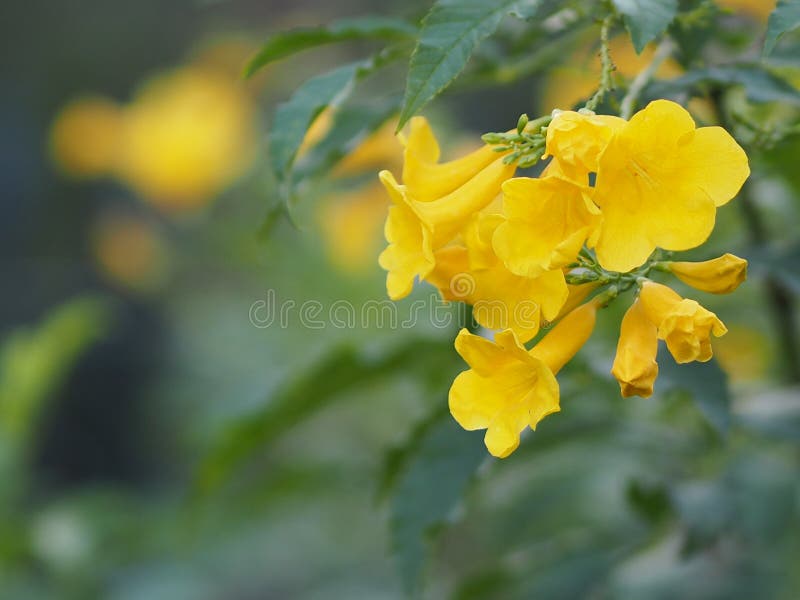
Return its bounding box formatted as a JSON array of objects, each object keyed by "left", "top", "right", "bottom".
[
  {"left": 244, "top": 17, "right": 416, "bottom": 77},
  {"left": 195, "top": 338, "right": 454, "bottom": 496},
  {"left": 612, "top": 0, "right": 678, "bottom": 53},
  {"left": 269, "top": 52, "right": 395, "bottom": 181},
  {"left": 647, "top": 65, "right": 800, "bottom": 105},
  {"left": 657, "top": 347, "right": 731, "bottom": 434},
  {"left": 294, "top": 95, "right": 400, "bottom": 181},
  {"left": 764, "top": 0, "right": 800, "bottom": 56},
  {"left": 398, "top": 0, "right": 544, "bottom": 130},
  {"left": 388, "top": 410, "right": 486, "bottom": 592},
  {"left": 0, "top": 297, "right": 112, "bottom": 447}
]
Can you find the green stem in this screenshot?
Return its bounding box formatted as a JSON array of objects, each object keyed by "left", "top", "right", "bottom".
[
  {"left": 584, "top": 13, "right": 616, "bottom": 112},
  {"left": 620, "top": 37, "right": 675, "bottom": 119}
]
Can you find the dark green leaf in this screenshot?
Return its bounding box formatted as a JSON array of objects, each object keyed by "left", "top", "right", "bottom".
[
  {"left": 657, "top": 347, "right": 731, "bottom": 434},
  {"left": 388, "top": 410, "right": 486, "bottom": 592},
  {"left": 612, "top": 0, "right": 678, "bottom": 53},
  {"left": 270, "top": 62, "right": 361, "bottom": 181},
  {"left": 398, "top": 0, "right": 544, "bottom": 130},
  {"left": 646, "top": 65, "right": 800, "bottom": 105},
  {"left": 764, "top": 0, "right": 800, "bottom": 56},
  {"left": 244, "top": 17, "right": 416, "bottom": 77},
  {"left": 294, "top": 95, "right": 401, "bottom": 181},
  {"left": 195, "top": 338, "right": 454, "bottom": 496}
]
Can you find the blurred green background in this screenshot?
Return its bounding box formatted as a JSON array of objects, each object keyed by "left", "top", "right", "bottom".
[{"left": 2, "top": 0, "right": 800, "bottom": 598}]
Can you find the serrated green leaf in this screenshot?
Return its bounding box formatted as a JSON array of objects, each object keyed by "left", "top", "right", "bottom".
[
  {"left": 269, "top": 52, "right": 396, "bottom": 182},
  {"left": 612, "top": 0, "right": 678, "bottom": 53},
  {"left": 388, "top": 411, "right": 486, "bottom": 592},
  {"left": 764, "top": 0, "right": 800, "bottom": 56},
  {"left": 244, "top": 17, "right": 416, "bottom": 77},
  {"left": 647, "top": 65, "right": 800, "bottom": 105},
  {"left": 657, "top": 347, "right": 731, "bottom": 434},
  {"left": 294, "top": 96, "right": 400, "bottom": 181},
  {"left": 195, "top": 338, "right": 453, "bottom": 496},
  {"left": 398, "top": 0, "right": 544, "bottom": 130}
]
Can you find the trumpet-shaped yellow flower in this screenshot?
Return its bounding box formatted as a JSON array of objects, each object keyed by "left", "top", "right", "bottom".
[
  {"left": 639, "top": 281, "right": 728, "bottom": 364},
  {"left": 611, "top": 299, "right": 659, "bottom": 398},
  {"left": 592, "top": 100, "right": 750, "bottom": 272},
  {"left": 544, "top": 111, "right": 625, "bottom": 184},
  {"left": 665, "top": 253, "right": 748, "bottom": 294},
  {"left": 378, "top": 157, "right": 515, "bottom": 300},
  {"left": 428, "top": 215, "right": 568, "bottom": 342},
  {"left": 402, "top": 117, "right": 500, "bottom": 202},
  {"left": 493, "top": 175, "right": 600, "bottom": 277},
  {"left": 449, "top": 299, "right": 599, "bottom": 457}
]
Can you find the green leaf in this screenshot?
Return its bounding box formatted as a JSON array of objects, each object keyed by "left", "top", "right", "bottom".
[
  {"left": 657, "top": 347, "right": 731, "bottom": 434},
  {"left": 0, "top": 297, "right": 112, "bottom": 447},
  {"left": 195, "top": 338, "right": 454, "bottom": 496},
  {"left": 646, "top": 65, "right": 800, "bottom": 105},
  {"left": 397, "top": 0, "right": 544, "bottom": 130},
  {"left": 764, "top": 0, "right": 800, "bottom": 56},
  {"left": 244, "top": 17, "right": 416, "bottom": 78},
  {"left": 294, "top": 95, "right": 401, "bottom": 181},
  {"left": 612, "top": 0, "right": 679, "bottom": 53},
  {"left": 388, "top": 410, "right": 486, "bottom": 592}
]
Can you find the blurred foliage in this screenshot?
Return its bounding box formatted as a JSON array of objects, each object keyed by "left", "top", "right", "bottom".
[{"left": 1, "top": 0, "right": 799, "bottom": 598}]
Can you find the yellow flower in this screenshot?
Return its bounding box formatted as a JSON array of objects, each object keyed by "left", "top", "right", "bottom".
[
  {"left": 449, "top": 299, "right": 599, "bottom": 457},
  {"left": 117, "top": 67, "right": 256, "bottom": 211},
  {"left": 378, "top": 157, "right": 515, "bottom": 300},
  {"left": 543, "top": 111, "right": 625, "bottom": 185},
  {"left": 592, "top": 100, "right": 750, "bottom": 272},
  {"left": 50, "top": 96, "right": 123, "bottom": 178},
  {"left": 401, "top": 117, "right": 500, "bottom": 202},
  {"left": 638, "top": 281, "right": 728, "bottom": 364},
  {"left": 427, "top": 214, "right": 568, "bottom": 342},
  {"left": 492, "top": 175, "right": 600, "bottom": 277},
  {"left": 611, "top": 299, "right": 659, "bottom": 398},
  {"left": 665, "top": 253, "right": 748, "bottom": 294}
]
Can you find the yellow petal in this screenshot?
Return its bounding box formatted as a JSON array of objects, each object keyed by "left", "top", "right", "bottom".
[
  {"left": 494, "top": 176, "right": 599, "bottom": 277},
  {"left": 403, "top": 116, "right": 500, "bottom": 202},
  {"left": 679, "top": 127, "right": 750, "bottom": 207},
  {"left": 529, "top": 297, "right": 599, "bottom": 374},
  {"left": 378, "top": 171, "right": 434, "bottom": 300},
  {"left": 449, "top": 328, "right": 560, "bottom": 457},
  {"left": 611, "top": 299, "right": 659, "bottom": 398},
  {"left": 667, "top": 253, "right": 748, "bottom": 294},
  {"left": 638, "top": 281, "right": 727, "bottom": 364},
  {"left": 592, "top": 100, "right": 728, "bottom": 272}
]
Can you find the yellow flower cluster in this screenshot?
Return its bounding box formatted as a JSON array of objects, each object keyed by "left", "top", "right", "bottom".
[{"left": 378, "top": 99, "right": 751, "bottom": 458}]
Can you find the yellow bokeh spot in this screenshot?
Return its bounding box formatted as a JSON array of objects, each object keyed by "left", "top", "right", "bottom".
[
  {"left": 91, "top": 213, "right": 169, "bottom": 292},
  {"left": 717, "top": 0, "right": 775, "bottom": 22},
  {"left": 50, "top": 96, "right": 123, "bottom": 178},
  {"left": 117, "top": 67, "right": 256, "bottom": 211},
  {"left": 318, "top": 183, "right": 388, "bottom": 274},
  {"left": 541, "top": 35, "right": 682, "bottom": 111},
  {"left": 713, "top": 324, "right": 770, "bottom": 382}
]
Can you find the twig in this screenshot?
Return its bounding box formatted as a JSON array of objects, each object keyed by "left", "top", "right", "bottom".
[
  {"left": 584, "top": 13, "right": 616, "bottom": 112},
  {"left": 620, "top": 37, "right": 676, "bottom": 119}
]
